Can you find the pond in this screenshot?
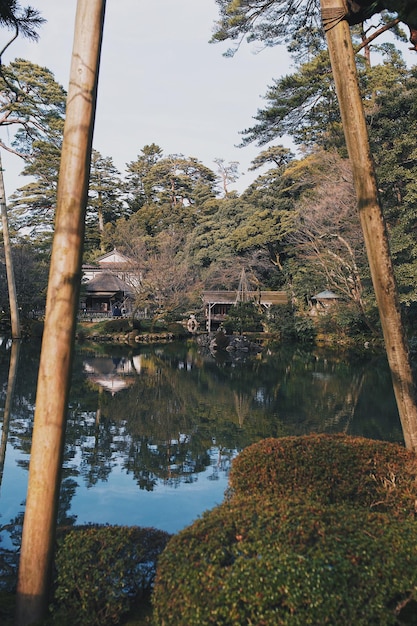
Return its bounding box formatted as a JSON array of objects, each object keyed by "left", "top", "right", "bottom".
[{"left": 0, "top": 337, "right": 404, "bottom": 558}]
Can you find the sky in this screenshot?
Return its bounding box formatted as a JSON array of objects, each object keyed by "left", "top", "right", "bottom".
[{"left": 0, "top": 0, "right": 295, "bottom": 200}]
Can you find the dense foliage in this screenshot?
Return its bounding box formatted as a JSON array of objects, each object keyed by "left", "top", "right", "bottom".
[
  {"left": 229, "top": 434, "right": 417, "bottom": 516},
  {"left": 51, "top": 524, "right": 171, "bottom": 626},
  {"left": 153, "top": 434, "right": 417, "bottom": 625}
]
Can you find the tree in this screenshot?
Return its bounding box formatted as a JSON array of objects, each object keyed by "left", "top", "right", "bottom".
[
  {"left": 15, "top": 2, "right": 106, "bottom": 624},
  {"left": 131, "top": 230, "right": 200, "bottom": 323},
  {"left": 235, "top": 146, "right": 297, "bottom": 272},
  {"left": 1, "top": 59, "right": 66, "bottom": 255},
  {"left": 321, "top": 0, "right": 417, "bottom": 450},
  {"left": 214, "top": 157, "right": 240, "bottom": 195},
  {"left": 0, "top": 157, "right": 20, "bottom": 337},
  {"left": 0, "top": 5, "right": 45, "bottom": 338},
  {"left": 125, "top": 143, "right": 163, "bottom": 212},
  {"left": 213, "top": 0, "right": 417, "bottom": 450},
  {"left": 212, "top": 1, "right": 417, "bottom": 52},
  {"left": 143, "top": 153, "right": 217, "bottom": 207},
  {"left": 366, "top": 64, "right": 417, "bottom": 307},
  {"left": 86, "top": 149, "right": 124, "bottom": 253},
  {"left": 122, "top": 152, "right": 218, "bottom": 241},
  {"left": 6, "top": 239, "right": 49, "bottom": 315},
  {"left": 186, "top": 193, "right": 251, "bottom": 271},
  {"left": 286, "top": 149, "right": 373, "bottom": 326},
  {"left": 240, "top": 50, "right": 344, "bottom": 150}
]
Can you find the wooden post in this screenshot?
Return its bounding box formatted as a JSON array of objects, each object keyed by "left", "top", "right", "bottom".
[
  {"left": 320, "top": 0, "right": 417, "bottom": 450},
  {"left": 0, "top": 154, "right": 21, "bottom": 339},
  {"left": 15, "top": 2, "right": 106, "bottom": 624}
]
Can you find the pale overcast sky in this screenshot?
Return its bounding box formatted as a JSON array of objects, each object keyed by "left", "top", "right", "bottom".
[{"left": 0, "top": 0, "right": 295, "bottom": 199}]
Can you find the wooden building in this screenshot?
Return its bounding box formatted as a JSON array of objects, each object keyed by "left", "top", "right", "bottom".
[
  {"left": 202, "top": 289, "right": 288, "bottom": 332},
  {"left": 81, "top": 249, "right": 139, "bottom": 316},
  {"left": 82, "top": 272, "right": 133, "bottom": 315}
]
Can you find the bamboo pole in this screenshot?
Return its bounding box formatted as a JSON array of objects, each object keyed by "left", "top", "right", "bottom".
[
  {"left": 320, "top": 0, "right": 417, "bottom": 450},
  {"left": 0, "top": 154, "right": 21, "bottom": 339},
  {"left": 15, "top": 2, "right": 106, "bottom": 624}
]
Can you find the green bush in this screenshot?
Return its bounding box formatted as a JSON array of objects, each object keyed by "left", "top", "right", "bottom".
[
  {"left": 228, "top": 434, "right": 417, "bottom": 517},
  {"left": 102, "top": 318, "right": 133, "bottom": 333},
  {"left": 266, "top": 305, "right": 316, "bottom": 343},
  {"left": 153, "top": 496, "right": 417, "bottom": 625},
  {"left": 51, "top": 525, "right": 171, "bottom": 626},
  {"left": 315, "top": 305, "right": 376, "bottom": 338},
  {"left": 223, "top": 302, "right": 263, "bottom": 334},
  {"left": 167, "top": 322, "right": 188, "bottom": 338},
  {"left": 138, "top": 318, "right": 167, "bottom": 333}
]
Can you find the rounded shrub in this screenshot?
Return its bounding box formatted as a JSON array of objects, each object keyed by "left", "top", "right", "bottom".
[
  {"left": 167, "top": 321, "right": 188, "bottom": 338},
  {"left": 228, "top": 434, "right": 417, "bottom": 517},
  {"left": 102, "top": 318, "right": 132, "bottom": 333},
  {"left": 51, "top": 524, "right": 171, "bottom": 626},
  {"left": 153, "top": 496, "right": 417, "bottom": 626}
]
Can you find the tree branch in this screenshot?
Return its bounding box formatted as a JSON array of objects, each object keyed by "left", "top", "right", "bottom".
[{"left": 354, "top": 18, "right": 400, "bottom": 54}]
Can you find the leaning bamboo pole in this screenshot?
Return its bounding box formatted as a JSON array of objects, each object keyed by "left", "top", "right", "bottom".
[
  {"left": 320, "top": 0, "right": 417, "bottom": 450},
  {"left": 15, "top": 2, "right": 106, "bottom": 624}
]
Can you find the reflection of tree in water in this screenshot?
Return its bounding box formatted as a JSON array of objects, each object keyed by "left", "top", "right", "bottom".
[
  {"left": 0, "top": 339, "right": 405, "bottom": 589},
  {"left": 276, "top": 349, "right": 402, "bottom": 440},
  {"left": 0, "top": 342, "right": 78, "bottom": 589},
  {"left": 66, "top": 408, "right": 118, "bottom": 488},
  {"left": 233, "top": 392, "right": 251, "bottom": 427},
  {"left": 0, "top": 340, "right": 21, "bottom": 488},
  {"left": 0, "top": 339, "right": 404, "bottom": 565},
  {"left": 68, "top": 343, "right": 403, "bottom": 492},
  {"left": 207, "top": 446, "right": 235, "bottom": 482}
]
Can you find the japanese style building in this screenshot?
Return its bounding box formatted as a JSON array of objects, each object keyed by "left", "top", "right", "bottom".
[
  {"left": 202, "top": 270, "right": 288, "bottom": 331},
  {"left": 81, "top": 249, "right": 139, "bottom": 316}
]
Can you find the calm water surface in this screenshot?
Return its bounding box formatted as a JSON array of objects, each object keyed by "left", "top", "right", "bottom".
[{"left": 0, "top": 337, "right": 403, "bottom": 555}]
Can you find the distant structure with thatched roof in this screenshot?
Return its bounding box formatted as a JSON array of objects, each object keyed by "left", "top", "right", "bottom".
[
  {"left": 202, "top": 269, "right": 288, "bottom": 332},
  {"left": 81, "top": 249, "right": 139, "bottom": 316}
]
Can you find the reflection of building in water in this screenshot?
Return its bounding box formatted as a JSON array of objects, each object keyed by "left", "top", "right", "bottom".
[{"left": 83, "top": 356, "right": 136, "bottom": 396}]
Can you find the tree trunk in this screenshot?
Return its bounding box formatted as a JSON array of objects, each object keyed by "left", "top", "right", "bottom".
[
  {"left": 15, "top": 2, "right": 106, "bottom": 624},
  {"left": 0, "top": 155, "right": 21, "bottom": 339},
  {"left": 320, "top": 0, "right": 417, "bottom": 450}
]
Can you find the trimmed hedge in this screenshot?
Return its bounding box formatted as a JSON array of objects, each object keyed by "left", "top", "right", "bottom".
[
  {"left": 51, "top": 525, "right": 171, "bottom": 626},
  {"left": 228, "top": 434, "right": 417, "bottom": 517},
  {"left": 153, "top": 496, "right": 417, "bottom": 625}
]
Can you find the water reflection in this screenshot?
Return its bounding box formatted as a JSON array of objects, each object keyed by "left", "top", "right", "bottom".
[
  {"left": 83, "top": 356, "right": 136, "bottom": 395},
  {"left": 0, "top": 338, "right": 404, "bottom": 569},
  {"left": 0, "top": 340, "right": 20, "bottom": 488}
]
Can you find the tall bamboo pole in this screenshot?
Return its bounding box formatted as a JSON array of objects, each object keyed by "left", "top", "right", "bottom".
[
  {"left": 320, "top": 0, "right": 417, "bottom": 450},
  {"left": 15, "top": 2, "right": 106, "bottom": 624},
  {"left": 0, "top": 154, "right": 21, "bottom": 339}
]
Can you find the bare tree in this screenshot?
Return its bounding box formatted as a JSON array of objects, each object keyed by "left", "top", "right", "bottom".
[
  {"left": 289, "top": 150, "right": 373, "bottom": 328},
  {"left": 214, "top": 157, "right": 240, "bottom": 196}
]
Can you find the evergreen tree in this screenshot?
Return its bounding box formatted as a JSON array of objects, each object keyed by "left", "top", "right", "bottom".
[{"left": 86, "top": 149, "right": 125, "bottom": 253}]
